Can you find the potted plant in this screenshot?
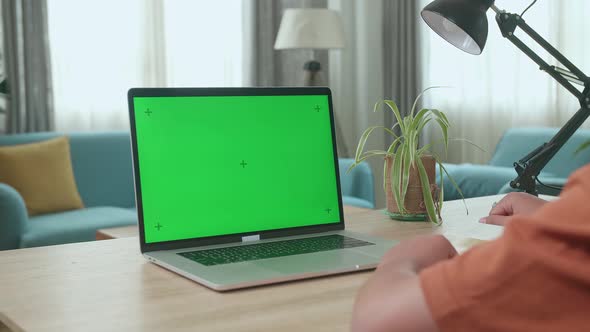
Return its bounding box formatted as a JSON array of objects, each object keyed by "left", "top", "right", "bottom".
[{"left": 349, "top": 87, "right": 470, "bottom": 225}]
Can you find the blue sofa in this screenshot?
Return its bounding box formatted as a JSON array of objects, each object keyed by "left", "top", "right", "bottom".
[
  {"left": 439, "top": 127, "right": 590, "bottom": 201},
  {"left": 338, "top": 158, "right": 375, "bottom": 209},
  {"left": 0, "top": 132, "right": 374, "bottom": 250},
  {"left": 0, "top": 132, "right": 138, "bottom": 250}
]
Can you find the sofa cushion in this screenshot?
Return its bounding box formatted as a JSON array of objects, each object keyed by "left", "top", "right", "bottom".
[
  {"left": 0, "top": 136, "right": 84, "bottom": 216},
  {"left": 438, "top": 163, "right": 559, "bottom": 201},
  {"left": 20, "top": 207, "right": 138, "bottom": 248},
  {"left": 489, "top": 128, "right": 590, "bottom": 177},
  {"left": 66, "top": 133, "right": 136, "bottom": 208}
]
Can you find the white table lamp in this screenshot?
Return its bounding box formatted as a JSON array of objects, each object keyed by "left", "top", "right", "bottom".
[{"left": 274, "top": 8, "right": 344, "bottom": 86}]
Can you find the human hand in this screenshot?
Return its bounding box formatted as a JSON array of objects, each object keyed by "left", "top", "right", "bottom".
[
  {"left": 352, "top": 235, "right": 447, "bottom": 332},
  {"left": 379, "top": 234, "right": 458, "bottom": 272},
  {"left": 479, "top": 192, "right": 548, "bottom": 226}
]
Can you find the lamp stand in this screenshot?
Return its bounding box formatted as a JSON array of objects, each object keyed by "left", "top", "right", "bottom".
[
  {"left": 303, "top": 60, "right": 324, "bottom": 87},
  {"left": 0, "top": 79, "right": 7, "bottom": 94},
  {"left": 491, "top": 5, "right": 590, "bottom": 195}
]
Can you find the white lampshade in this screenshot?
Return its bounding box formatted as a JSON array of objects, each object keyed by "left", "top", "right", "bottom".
[{"left": 274, "top": 9, "right": 345, "bottom": 50}]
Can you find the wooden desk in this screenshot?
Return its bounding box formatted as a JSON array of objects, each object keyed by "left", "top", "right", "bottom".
[
  {"left": 95, "top": 205, "right": 373, "bottom": 240},
  {"left": 0, "top": 195, "right": 511, "bottom": 332}
]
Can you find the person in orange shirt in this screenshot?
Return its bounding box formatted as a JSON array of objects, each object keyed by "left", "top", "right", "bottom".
[{"left": 351, "top": 164, "right": 590, "bottom": 332}]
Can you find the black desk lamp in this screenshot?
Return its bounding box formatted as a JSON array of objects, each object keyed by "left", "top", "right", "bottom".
[{"left": 421, "top": 0, "right": 590, "bottom": 196}]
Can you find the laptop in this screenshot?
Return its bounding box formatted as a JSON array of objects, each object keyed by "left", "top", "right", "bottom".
[{"left": 127, "top": 87, "right": 397, "bottom": 291}]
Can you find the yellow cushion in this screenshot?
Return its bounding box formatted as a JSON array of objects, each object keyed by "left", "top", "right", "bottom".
[{"left": 0, "top": 136, "right": 84, "bottom": 216}]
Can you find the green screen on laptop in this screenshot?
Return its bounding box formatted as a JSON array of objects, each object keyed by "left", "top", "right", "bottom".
[{"left": 132, "top": 94, "right": 342, "bottom": 244}]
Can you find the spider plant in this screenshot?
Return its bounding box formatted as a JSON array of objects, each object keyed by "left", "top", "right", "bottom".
[{"left": 348, "top": 86, "right": 470, "bottom": 225}]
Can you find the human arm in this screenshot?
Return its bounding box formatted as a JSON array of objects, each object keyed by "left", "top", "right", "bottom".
[
  {"left": 479, "top": 192, "right": 548, "bottom": 226},
  {"left": 351, "top": 235, "right": 457, "bottom": 332},
  {"left": 353, "top": 166, "right": 590, "bottom": 332}
]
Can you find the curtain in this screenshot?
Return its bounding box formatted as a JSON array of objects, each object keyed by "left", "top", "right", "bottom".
[
  {"left": 328, "top": 0, "right": 385, "bottom": 206},
  {"left": 419, "top": 0, "right": 590, "bottom": 164},
  {"left": 243, "top": 0, "right": 328, "bottom": 87},
  {"left": 326, "top": 0, "right": 423, "bottom": 208},
  {"left": 2, "top": 0, "right": 54, "bottom": 133},
  {"left": 382, "top": 0, "right": 421, "bottom": 140},
  {"left": 142, "top": 0, "right": 167, "bottom": 87},
  {"left": 47, "top": 0, "right": 243, "bottom": 132},
  {"left": 242, "top": 0, "right": 356, "bottom": 157},
  {"left": 48, "top": 0, "right": 143, "bottom": 131}
]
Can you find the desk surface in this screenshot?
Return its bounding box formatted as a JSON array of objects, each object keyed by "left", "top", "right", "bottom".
[{"left": 0, "top": 195, "right": 513, "bottom": 332}]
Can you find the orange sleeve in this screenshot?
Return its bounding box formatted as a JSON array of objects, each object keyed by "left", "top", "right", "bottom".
[{"left": 420, "top": 165, "right": 590, "bottom": 332}]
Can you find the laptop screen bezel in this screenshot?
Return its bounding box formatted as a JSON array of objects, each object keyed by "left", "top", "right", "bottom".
[{"left": 128, "top": 87, "right": 345, "bottom": 253}]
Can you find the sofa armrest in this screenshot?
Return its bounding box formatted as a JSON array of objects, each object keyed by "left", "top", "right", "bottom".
[
  {"left": 498, "top": 177, "right": 567, "bottom": 197},
  {"left": 0, "top": 183, "right": 29, "bottom": 250},
  {"left": 338, "top": 159, "right": 375, "bottom": 208}
]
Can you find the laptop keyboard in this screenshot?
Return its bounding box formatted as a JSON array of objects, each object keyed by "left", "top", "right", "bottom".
[{"left": 178, "top": 234, "right": 374, "bottom": 266}]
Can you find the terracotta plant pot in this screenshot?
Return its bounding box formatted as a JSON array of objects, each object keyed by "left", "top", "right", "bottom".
[{"left": 384, "top": 155, "right": 439, "bottom": 221}]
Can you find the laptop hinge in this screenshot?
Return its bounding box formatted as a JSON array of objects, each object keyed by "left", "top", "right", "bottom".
[{"left": 242, "top": 234, "right": 260, "bottom": 242}]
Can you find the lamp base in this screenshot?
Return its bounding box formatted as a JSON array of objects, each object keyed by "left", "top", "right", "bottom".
[
  {"left": 0, "top": 79, "right": 8, "bottom": 94},
  {"left": 303, "top": 60, "right": 324, "bottom": 86}
]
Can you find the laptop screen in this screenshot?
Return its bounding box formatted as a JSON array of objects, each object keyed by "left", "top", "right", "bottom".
[{"left": 131, "top": 91, "right": 342, "bottom": 244}]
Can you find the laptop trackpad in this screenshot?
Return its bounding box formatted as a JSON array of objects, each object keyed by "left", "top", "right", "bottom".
[{"left": 253, "top": 250, "right": 377, "bottom": 274}]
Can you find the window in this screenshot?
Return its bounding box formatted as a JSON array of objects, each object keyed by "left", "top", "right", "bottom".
[
  {"left": 48, "top": 1, "right": 243, "bottom": 131},
  {"left": 419, "top": 0, "right": 590, "bottom": 164}
]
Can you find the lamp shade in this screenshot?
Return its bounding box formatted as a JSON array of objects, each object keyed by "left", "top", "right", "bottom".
[
  {"left": 421, "top": 0, "right": 494, "bottom": 55},
  {"left": 274, "top": 9, "right": 345, "bottom": 50}
]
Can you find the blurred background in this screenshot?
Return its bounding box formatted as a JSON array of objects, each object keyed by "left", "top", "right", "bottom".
[{"left": 1, "top": 0, "right": 589, "bottom": 208}]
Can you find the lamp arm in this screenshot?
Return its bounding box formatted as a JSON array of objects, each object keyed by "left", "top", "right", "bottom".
[
  {"left": 511, "top": 106, "right": 590, "bottom": 194},
  {"left": 490, "top": 5, "right": 590, "bottom": 195},
  {"left": 491, "top": 5, "right": 589, "bottom": 85},
  {"left": 516, "top": 21, "right": 589, "bottom": 83}
]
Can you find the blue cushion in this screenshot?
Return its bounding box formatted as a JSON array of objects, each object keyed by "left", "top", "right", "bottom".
[
  {"left": 438, "top": 164, "right": 528, "bottom": 201},
  {"left": 437, "top": 127, "right": 590, "bottom": 200},
  {"left": 489, "top": 127, "right": 590, "bottom": 178},
  {"left": 67, "top": 133, "right": 136, "bottom": 208},
  {"left": 21, "top": 207, "right": 138, "bottom": 248}
]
